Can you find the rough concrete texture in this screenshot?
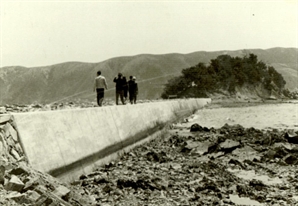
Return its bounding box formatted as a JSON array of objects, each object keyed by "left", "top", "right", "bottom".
[{"left": 11, "top": 98, "right": 210, "bottom": 182}]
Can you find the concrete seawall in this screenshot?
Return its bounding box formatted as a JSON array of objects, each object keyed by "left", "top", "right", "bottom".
[{"left": 9, "top": 99, "right": 210, "bottom": 182}]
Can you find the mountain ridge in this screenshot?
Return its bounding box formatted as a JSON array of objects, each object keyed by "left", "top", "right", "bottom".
[{"left": 0, "top": 47, "right": 297, "bottom": 105}]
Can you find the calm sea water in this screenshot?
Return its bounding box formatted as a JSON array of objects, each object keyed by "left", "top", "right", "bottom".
[{"left": 193, "top": 101, "right": 298, "bottom": 130}]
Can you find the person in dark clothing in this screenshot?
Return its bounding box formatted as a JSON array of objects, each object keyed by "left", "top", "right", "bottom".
[
  {"left": 113, "top": 73, "right": 126, "bottom": 105},
  {"left": 128, "top": 76, "right": 138, "bottom": 104},
  {"left": 123, "top": 76, "right": 128, "bottom": 102}
]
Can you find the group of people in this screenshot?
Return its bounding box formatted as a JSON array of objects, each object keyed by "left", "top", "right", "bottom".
[{"left": 93, "top": 71, "right": 138, "bottom": 106}]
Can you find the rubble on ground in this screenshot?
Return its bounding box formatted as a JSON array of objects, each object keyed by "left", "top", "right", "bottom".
[
  {"left": 70, "top": 123, "right": 298, "bottom": 205},
  {"left": 0, "top": 99, "right": 161, "bottom": 114},
  {"left": 0, "top": 101, "right": 98, "bottom": 114}
]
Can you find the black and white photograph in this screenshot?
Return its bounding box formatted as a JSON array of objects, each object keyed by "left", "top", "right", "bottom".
[{"left": 0, "top": 0, "right": 297, "bottom": 205}]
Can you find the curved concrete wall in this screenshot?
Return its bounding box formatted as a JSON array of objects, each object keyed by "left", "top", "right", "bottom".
[{"left": 11, "top": 99, "right": 211, "bottom": 182}]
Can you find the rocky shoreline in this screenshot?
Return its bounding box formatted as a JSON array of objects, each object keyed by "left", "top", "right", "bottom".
[
  {"left": 1, "top": 101, "right": 298, "bottom": 205},
  {"left": 69, "top": 123, "right": 298, "bottom": 206}
]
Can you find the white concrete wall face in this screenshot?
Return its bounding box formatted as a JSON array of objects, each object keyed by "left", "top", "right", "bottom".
[{"left": 11, "top": 99, "right": 211, "bottom": 182}]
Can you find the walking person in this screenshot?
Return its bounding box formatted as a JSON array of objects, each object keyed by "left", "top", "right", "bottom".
[
  {"left": 94, "top": 70, "right": 108, "bottom": 107},
  {"left": 113, "top": 73, "right": 126, "bottom": 105},
  {"left": 128, "top": 76, "right": 138, "bottom": 104}
]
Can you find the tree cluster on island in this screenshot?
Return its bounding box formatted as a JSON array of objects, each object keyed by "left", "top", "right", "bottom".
[{"left": 161, "top": 54, "right": 288, "bottom": 99}]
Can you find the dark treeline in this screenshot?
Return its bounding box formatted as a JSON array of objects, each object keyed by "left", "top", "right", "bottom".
[{"left": 161, "top": 54, "right": 286, "bottom": 98}]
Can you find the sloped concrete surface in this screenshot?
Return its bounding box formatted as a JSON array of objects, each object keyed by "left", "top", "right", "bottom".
[{"left": 11, "top": 99, "right": 210, "bottom": 181}]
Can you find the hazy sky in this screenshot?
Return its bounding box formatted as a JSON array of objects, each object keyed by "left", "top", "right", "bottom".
[{"left": 1, "top": 0, "right": 297, "bottom": 67}]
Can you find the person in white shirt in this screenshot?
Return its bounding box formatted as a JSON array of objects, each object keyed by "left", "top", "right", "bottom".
[{"left": 94, "top": 71, "right": 108, "bottom": 106}]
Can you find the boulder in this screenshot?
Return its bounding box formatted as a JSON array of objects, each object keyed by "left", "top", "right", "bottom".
[
  {"left": 190, "top": 124, "right": 209, "bottom": 132},
  {"left": 190, "top": 124, "right": 204, "bottom": 132},
  {"left": 228, "top": 158, "right": 245, "bottom": 169},
  {"left": 232, "top": 146, "right": 261, "bottom": 162},
  {"left": 53, "top": 185, "right": 71, "bottom": 199},
  {"left": 284, "top": 154, "right": 298, "bottom": 165},
  {"left": 5, "top": 123, "right": 18, "bottom": 142},
  {"left": 249, "top": 179, "right": 267, "bottom": 191},
  {"left": 219, "top": 139, "right": 240, "bottom": 152},
  {"left": 25, "top": 190, "right": 41, "bottom": 202},
  {"left": 0, "top": 115, "right": 10, "bottom": 124},
  {"left": 145, "top": 150, "right": 168, "bottom": 163},
  {"left": 284, "top": 133, "right": 298, "bottom": 144},
  {"left": 10, "top": 149, "right": 21, "bottom": 161},
  {"left": 0, "top": 165, "right": 5, "bottom": 185},
  {"left": 0, "top": 107, "right": 7, "bottom": 114},
  {"left": 263, "top": 149, "right": 276, "bottom": 160},
  {"left": 0, "top": 139, "right": 5, "bottom": 157},
  {"left": 271, "top": 145, "right": 289, "bottom": 158},
  {"left": 5, "top": 175, "right": 25, "bottom": 192},
  {"left": 23, "top": 176, "right": 40, "bottom": 191},
  {"left": 10, "top": 166, "right": 29, "bottom": 176},
  {"left": 5, "top": 191, "right": 26, "bottom": 203},
  {"left": 272, "top": 142, "right": 294, "bottom": 151},
  {"left": 191, "top": 141, "right": 213, "bottom": 155}
]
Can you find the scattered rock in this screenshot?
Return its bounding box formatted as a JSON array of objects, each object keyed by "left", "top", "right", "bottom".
[
  {"left": 284, "top": 132, "right": 298, "bottom": 144},
  {"left": 249, "top": 179, "right": 267, "bottom": 191},
  {"left": 190, "top": 123, "right": 209, "bottom": 132},
  {"left": 0, "top": 165, "right": 5, "bottom": 185},
  {"left": 0, "top": 107, "right": 7, "bottom": 114},
  {"left": 190, "top": 123, "right": 203, "bottom": 132},
  {"left": 53, "top": 185, "right": 71, "bottom": 199},
  {"left": 145, "top": 150, "right": 168, "bottom": 163},
  {"left": 191, "top": 141, "right": 213, "bottom": 155},
  {"left": 284, "top": 154, "right": 298, "bottom": 165},
  {"left": 5, "top": 175, "right": 25, "bottom": 192},
  {"left": 0, "top": 115, "right": 11, "bottom": 124},
  {"left": 219, "top": 139, "right": 240, "bottom": 153}
]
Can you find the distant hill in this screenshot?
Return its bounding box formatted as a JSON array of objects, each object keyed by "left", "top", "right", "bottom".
[{"left": 0, "top": 47, "right": 297, "bottom": 105}]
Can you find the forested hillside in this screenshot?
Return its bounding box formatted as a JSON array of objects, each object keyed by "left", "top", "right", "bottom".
[{"left": 162, "top": 54, "right": 286, "bottom": 99}]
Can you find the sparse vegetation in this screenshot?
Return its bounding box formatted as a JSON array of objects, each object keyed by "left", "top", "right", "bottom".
[{"left": 161, "top": 54, "right": 287, "bottom": 99}]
